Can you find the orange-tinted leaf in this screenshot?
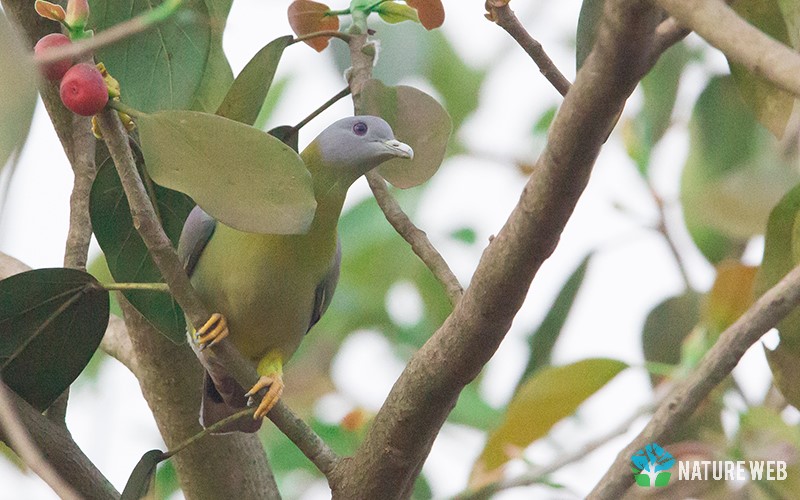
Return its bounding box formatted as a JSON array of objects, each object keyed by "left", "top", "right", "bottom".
[
  {"left": 34, "top": 0, "right": 66, "bottom": 22},
  {"left": 406, "top": 0, "right": 444, "bottom": 29},
  {"left": 704, "top": 260, "right": 757, "bottom": 335},
  {"left": 287, "top": 0, "right": 339, "bottom": 52}
]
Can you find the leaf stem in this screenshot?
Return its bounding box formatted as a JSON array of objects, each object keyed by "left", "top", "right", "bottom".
[
  {"left": 160, "top": 408, "right": 255, "bottom": 460},
  {"left": 291, "top": 30, "right": 352, "bottom": 45},
  {"left": 325, "top": 8, "right": 351, "bottom": 17},
  {"left": 294, "top": 86, "right": 352, "bottom": 132},
  {"left": 103, "top": 282, "right": 171, "bottom": 292},
  {"left": 106, "top": 100, "right": 144, "bottom": 119}
]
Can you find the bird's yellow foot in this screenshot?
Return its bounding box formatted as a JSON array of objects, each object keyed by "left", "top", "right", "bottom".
[
  {"left": 245, "top": 352, "right": 284, "bottom": 419},
  {"left": 195, "top": 312, "right": 229, "bottom": 349}
]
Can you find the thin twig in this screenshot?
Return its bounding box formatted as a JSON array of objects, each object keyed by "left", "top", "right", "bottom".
[
  {"left": 291, "top": 30, "right": 352, "bottom": 46},
  {"left": 104, "top": 282, "right": 171, "bottom": 292},
  {"left": 294, "top": 86, "right": 352, "bottom": 132},
  {"left": 33, "top": 0, "right": 183, "bottom": 67},
  {"left": 486, "top": 2, "right": 572, "bottom": 97},
  {"left": 95, "top": 109, "right": 340, "bottom": 477},
  {"left": 461, "top": 404, "right": 655, "bottom": 499},
  {"left": 588, "top": 261, "right": 800, "bottom": 498},
  {"left": 161, "top": 408, "right": 255, "bottom": 459},
  {"left": 649, "top": 186, "right": 692, "bottom": 291},
  {"left": 0, "top": 381, "right": 80, "bottom": 500},
  {"left": 365, "top": 172, "right": 463, "bottom": 305}
]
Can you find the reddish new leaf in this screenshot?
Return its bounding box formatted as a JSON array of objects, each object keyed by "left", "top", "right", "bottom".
[
  {"left": 287, "top": 0, "right": 339, "bottom": 52},
  {"left": 406, "top": 0, "right": 444, "bottom": 29}
]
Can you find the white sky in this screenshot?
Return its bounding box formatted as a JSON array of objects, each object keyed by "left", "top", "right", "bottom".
[{"left": 0, "top": 0, "right": 783, "bottom": 498}]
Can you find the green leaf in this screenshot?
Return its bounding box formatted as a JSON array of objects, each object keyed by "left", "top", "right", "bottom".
[
  {"left": 189, "top": 0, "right": 234, "bottom": 112},
  {"left": 215, "top": 36, "right": 293, "bottom": 125},
  {"left": 517, "top": 255, "right": 592, "bottom": 387},
  {"left": 376, "top": 1, "right": 420, "bottom": 24},
  {"left": 0, "top": 13, "right": 36, "bottom": 170},
  {"left": 729, "top": 0, "right": 795, "bottom": 137},
  {"left": 121, "top": 449, "right": 164, "bottom": 500},
  {"left": 642, "top": 293, "right": 700, "bottom": 384},
  {"left": 576, "top": 0, "right": 606, "bottom": 70},
  {"left": 450, "top": 227, "right": 477, "bottom": 244},
  {"left": 90, "top": 143, "right": 191, "bottom": 343},
  {"left": 0, "top": 268, "right": 109, "bottom": 411},
  {"left": 137, "top": 110, "right": 316, "bottom": 234},
  {"left": 449, "top": 382, "right": 503, "bottom": 430},
  {"left": 627, "top": 42, "right": 691, "bottom": 174},
  {"left": 681, "top": 76, "right": 799, "bottom": 263},
  {"left": 361, "top": 79, "right": 452, "bottom": 188},
  {"left": 474, "top": 358, "right": 627, "bottom": 473},
  {"left": 89, "top": 0, "right": 213, "bottom": 112}
]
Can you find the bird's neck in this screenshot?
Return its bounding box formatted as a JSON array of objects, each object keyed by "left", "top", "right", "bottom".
[{"left": 301, "top": 143, "right": 349, "bottom": 241}]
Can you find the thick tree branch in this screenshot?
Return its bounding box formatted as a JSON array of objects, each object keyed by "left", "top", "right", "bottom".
[
  {"left": 655, "top": 0, "right": 800, "bottom": 98},
  {"left": 95, "top": 110, "right": 339, "bottom": 479},
  {"left": 485, "top": 1, "right": 572, "bottom": 97},
  {"left": 332, "top": 1, "right": 663, "bottom": 497},
  {"left": 589, "top": 261, "right": 800, "bottom": 497}
]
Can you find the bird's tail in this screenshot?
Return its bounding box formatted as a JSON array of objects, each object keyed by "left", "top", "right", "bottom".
[{"left": 200, "top": 371, "right": 262, "bottom": 433}]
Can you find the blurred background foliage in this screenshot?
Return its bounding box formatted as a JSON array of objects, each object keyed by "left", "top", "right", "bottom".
[{"left": 4, "top": 0, "right": 800, "bottom": 497}]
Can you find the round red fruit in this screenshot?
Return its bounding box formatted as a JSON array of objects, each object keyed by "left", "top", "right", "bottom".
[
  {"left": 34, "top": 33, "right": 73, "bottom": 81},
  {"left": 59, "top": 64, "right": 109, "bottom": 116}
]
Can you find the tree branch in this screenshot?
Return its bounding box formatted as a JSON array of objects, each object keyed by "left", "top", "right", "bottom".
[
  {"left": 333, "top": 1, "right": 663, "bottom": 497},
  {"left": 365, "top": 172, "right": 463, "bottom": 305},
  {"left": 485, "top": 1, "right": 572, "bottom": 97},
  {"left": 589, "top": 261, "right": 800, "bottom": 497},
  {"left": 655, "top": 0, "right": 800, "bottom": 98}
]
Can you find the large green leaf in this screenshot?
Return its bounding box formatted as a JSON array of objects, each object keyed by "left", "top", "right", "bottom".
[
  {"left": 90, "top": 143, "right": 192, "bottom": 343},
  {"left": 215, "top": 35, "right": 293, "bottom": 125},
  {"left": 642, "top": 292, "right": 700, "bottom": 384},
  {"left": 361, "top": 79, "right": 451, "bottom": 188},
  {"left": 0, "top": 13, "right": 36, "bottom": 170},
  {"left": 756, "top": 181, "right": 800, "bottom": 407},
  {"left": 189, "top": 0, "right": 234, "bottom": 112},
  {"left": 89, "top": 0, "right": 213, "bottom": 112},
  {"left": 474, "top": 358, "right": 627, "bottom": 473},
  {"left": 576, "top": 0, "right": 605, "bottom": 70},
  {"left": 626, "top": 42, "right": 691, "bottom": 174},
  {"left": 729, "top": 0, "right": 795, "bottom": 137},
  {"left": 517, "top": 255, "right": 592, "bottom": 388},
  {"left": 681, "top": 76, "right": 798, "bottom": 263},
  {"left": 0, "top": 268, "right": 109, "bottom": 411},
  {"left": 137, "top": 110, "right": 316, "bottom": 234}
]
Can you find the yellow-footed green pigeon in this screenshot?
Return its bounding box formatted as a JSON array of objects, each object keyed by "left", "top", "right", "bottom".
[{"left": 178, "top": 116, "right": 413, "bottom": 432}]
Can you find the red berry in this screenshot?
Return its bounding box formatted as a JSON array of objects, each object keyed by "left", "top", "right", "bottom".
[
  {"left": 34, "top": 33, "right": 73, "bottom": 81},
  {"left": 59, "top": 63, "right": 109, "bottom": 116}
]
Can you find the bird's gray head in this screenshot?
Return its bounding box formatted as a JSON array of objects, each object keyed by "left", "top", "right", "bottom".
[{"left": 312, "top": 116, "right": 413, "bottom": 183}]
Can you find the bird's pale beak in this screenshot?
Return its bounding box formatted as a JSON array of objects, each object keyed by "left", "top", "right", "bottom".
[{"left": 382, "top": 139, "right": 414, "bottom": 160}]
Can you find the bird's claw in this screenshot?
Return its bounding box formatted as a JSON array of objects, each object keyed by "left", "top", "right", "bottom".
[
  {"left": 195, "top": 312, "right": 229, "bottom": 350},
  {"left": 245, "top": 375, "right": 284, "bottom": 419}
]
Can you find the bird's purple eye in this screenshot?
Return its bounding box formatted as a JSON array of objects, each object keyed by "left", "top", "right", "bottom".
[{"left": 353, "top": 121, "right": 368, "bottom": 136}]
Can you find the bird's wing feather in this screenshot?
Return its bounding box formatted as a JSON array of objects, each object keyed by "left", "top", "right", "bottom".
[
  {"left": 307, "top": 237, "right": 341, "bottom": 334},
  {"left": 178, "top": 205, "right": 217, "bottom": 277}
]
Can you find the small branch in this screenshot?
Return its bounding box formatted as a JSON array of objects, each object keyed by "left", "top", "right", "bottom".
[
  {"left": 0, "top": 381, "right": 80, "bottom": 500},
  {"left": 650, "top": 16, "right": 690, "bottom": 61},
  {"left": 95, "top": 109, "right": 339, "bottom": 477},
  {"left": 33, "top": 0, "right": 183, "bottom": 67},
  {"left": 462, "top": 404, "right": 654, "bottom": 499},
  {"left": 589, "top": 262, "right": 800, "bottom": 498},
  {"left": 291, "top": 30, "right": 352, "bottom": 46},
  {"left": 294, "top": 86, "right": 352, "bottom": 132},
  {"left": 365, "top": 172, "right": 463, "bottom": 305},
  {"left": 161, "top": 407, "right": 254, "bottom": 460},
  {"left": 486, "top": 2, "right": 571, "bottom": 97},
  {"left": 103, "top": 282, "right": 171, "bottom": 292},
  {"left": 649, "top": 186, "right": 692, "bottom": 290},
  {"left": 655, "top": 0, "right": 800, "bottom": 98}
]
